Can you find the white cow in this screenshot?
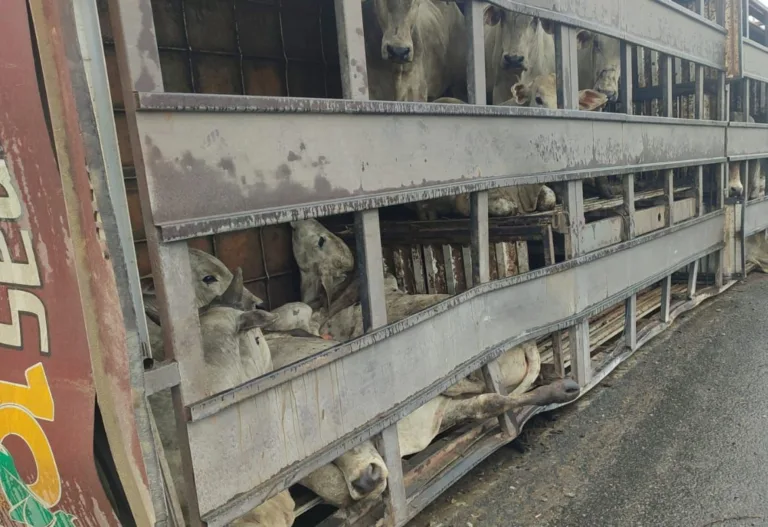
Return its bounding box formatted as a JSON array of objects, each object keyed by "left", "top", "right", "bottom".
[
  {"left": 146, "top": 252, "right": 390, "bottom": 513},
  {"left": 577, "top": 30, "right": 622, "bottom": 103},
  {"left": 290, "top": 219, "right": 579, "bottom": 415},
  {"left": 364, "top": 0, "right": 468, "bottom": 101},
  {"left": 483, "top": 6, "right": 555, "bottom": 105},
  {"left": 148, "top": 273, "right": 295, "bottom": 526},
  {"left": 142, "top": 248, "right": 266, "bottom": 360},
  {"left": 266, "top": 322, "right": 579, "bottom": 464}
]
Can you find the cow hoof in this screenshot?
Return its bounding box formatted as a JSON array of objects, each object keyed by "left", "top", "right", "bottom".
[{"left": 351, "top": 463, "right": 385, "bottom": 497}]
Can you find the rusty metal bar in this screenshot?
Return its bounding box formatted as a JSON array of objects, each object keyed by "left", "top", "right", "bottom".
[{"left": 104, "top": 0, "right": 206, "bottom": 523}]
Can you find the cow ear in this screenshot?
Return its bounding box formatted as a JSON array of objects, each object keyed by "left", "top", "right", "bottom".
[
  {"left": 576, "top": 30, "right": 593, "bottom": 49},
  {"left": 511, "top": 81, "right": 530, "bottom": 105},
  {"left": 539, "top": 18, "right": 554, "bottom": 35},
  {"left": 483, "top": 5, "right": 503, "bottom": 26},
  {"left": 238, "top": 309, "right": 279, "bottom": 332},
  {"left": 578, "top": 89, "right": 608, "bottom": 111},
  {"left": 220, "top": 267, "right": 244, "bottom": 305}
]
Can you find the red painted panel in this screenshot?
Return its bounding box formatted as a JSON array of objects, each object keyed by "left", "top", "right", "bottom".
[{"left": 0, "top": 2, "right": 120, "bottom": 525}]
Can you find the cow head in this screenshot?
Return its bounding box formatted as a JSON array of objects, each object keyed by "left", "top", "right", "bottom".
[
  {"left": 484, "top": 7, "right": 555, "bottom": 74},
  {"left": 290, "top": 218, "right": 355, "bottom": 311},
  {"left": 511, "top": 73, "right": 608, "bottom": 111},
  {"left": 373, "top": 0, "right": 422, "bottom": 63},
  {"left": 577, "top": 30, "right": 621, "bottom": 102}
]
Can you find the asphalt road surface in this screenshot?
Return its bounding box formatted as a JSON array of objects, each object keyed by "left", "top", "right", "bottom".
[{"left": 412, "top": 273, "right": 768, "bottom": 527}]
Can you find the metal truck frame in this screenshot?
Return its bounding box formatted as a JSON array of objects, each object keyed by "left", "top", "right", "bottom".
[{"left": 3, "top": 0, "right": 768, "bottom": 526}]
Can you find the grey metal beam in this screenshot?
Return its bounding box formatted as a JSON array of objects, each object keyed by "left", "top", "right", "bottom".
[
  {"left": 727, "top": 122, "right": 768, "bottom": 159},
  {"left": 744, "top": 195, "right": 768, "bottom": 235},
  {"left": 624, "top": 294, "right": 638, "bottom": 351},
  {"left": 105, "top": 0, "right": 206, "bottom": 522},
  {"left": 484, "top": 0, "right": 725, "bottom": 69},
  {"left": 131, "top": 102, "right": 729, "bottom": 240},
  {"left": 187, "top": 213, "right": 725, "bottom": 525}
]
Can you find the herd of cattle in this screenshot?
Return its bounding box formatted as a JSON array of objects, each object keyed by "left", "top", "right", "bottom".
[
  {"left": 139, "top": 1, "right": 768, "bottom": 525},
  {"left": 143, "top": 219, "right": 580, "bottom": 526},
  {"left": 362, "top": 0, "right": 764, "bottom": 219}
]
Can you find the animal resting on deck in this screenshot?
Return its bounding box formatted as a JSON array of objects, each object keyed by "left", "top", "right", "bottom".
[
  {"left": 290, "top": 218, "right": 580, "bottom": 451},
  {"left": 143, "top": 252, "right": 390, "bottom": 516},
  {"left": 147, "top": 272, "right": 295, "bottom": 526}
]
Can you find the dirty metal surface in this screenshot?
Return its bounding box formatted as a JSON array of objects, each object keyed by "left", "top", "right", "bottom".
[
  {"left": 726, "top": 121, "right": 768, "bottom": 158},
  {"left": 0, "top": 1, "right": 122, "bottom": 524},
  {"left": 726, "top": 0, "right": 743, "bottom": 78},
  {"left": 181, "top": 212, "right": 723, "bottom": 525},
  {"left": 744, "top": 196, "right": 768, "bottom": 235},
  {"left": 133, "top": 101, "right": 726, "bottom": 238},
  {"left": 483, "top": 0, "right": 725, "bottom": 69},
  {"left": 742, "top": 39, "right": 768, "bottom": 83}
]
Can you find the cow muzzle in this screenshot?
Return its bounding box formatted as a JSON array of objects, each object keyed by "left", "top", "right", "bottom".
[
  {"left": 386, "top": 44, "right": 413, "bottom": 63},
  {"left": 502, "top": 53, "right": 525, "bottom": 70},
  {"left": 350, "top": 463, "right": 386, "bottom": 498}
]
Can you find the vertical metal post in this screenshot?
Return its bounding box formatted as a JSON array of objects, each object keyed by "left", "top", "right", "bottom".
[
  {"left": 661, "top": 275, "right": 673, "bottom": 322},
  {"left": 106, "top": 0, "right": 205, "bottom": 523},
  {"left": 465, "top": 1, "right": 515, "bottom": 436},
  {"left": 336, "top": 1, "right": 405, "bottom": 523},
  {"left": 744, "top": 0, "right": 750, "bottom": 39},
  {"left": 664, "top": 170, "right": 675, "bottom": 226},
  {"left": 555, "top": 24, "right": 579, "bottom": 110},
  {"left": 741, "top": 160, "right": 750, "bottom": 277},
  {"left": 569, "top": 320, "right": 591, "bottom": 386},
  {"left": 335, "top": 0, "right": 369, "bottom": 101},
  {"left": 620, "top": 41, "right": 637, "bottom": 351},
  {"left": 687, "top": 259, "right": 700, "bottom": 298},
  {"left": 555, "top": 22, "right": 589, "bottom": 384},
  {"left": 693, "top": 60, "right": 704, "bottom": 218},
  {"left": 620, "top": 41, "right": 634, "bottom": 113},
  {"left": 662, "top": 54, "right": 674, "bottom": 117},
  {"left": 718, "top": 72, "right": 727, "bottom": 122},
  {"left": 742, "top": 77, "right": 751, "bottom": 119}
]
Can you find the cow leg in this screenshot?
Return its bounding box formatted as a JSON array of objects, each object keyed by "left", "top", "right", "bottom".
[
  {"left": 440, "top": 379, "right": 580, "bottom": 431},
  {"left": 508, "top": 343, "right": 541, "bottom": 397}
]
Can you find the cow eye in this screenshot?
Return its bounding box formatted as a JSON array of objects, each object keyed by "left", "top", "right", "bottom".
[
  {"left": 202, "top": 275, "right": 217, "bottom": 284},
  {"left": 318, "top": 236, "right": 326, "bottom": 248},
  {"left": 255, "top": 336, "right": 261, "bottom": 346},
  {"left": 535, "top": 96, "right": 544, "bottom": 105}
]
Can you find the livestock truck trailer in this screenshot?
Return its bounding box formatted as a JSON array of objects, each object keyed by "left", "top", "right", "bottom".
[{"left": 3, "top": 0, "right": 768, "bottom": 525}]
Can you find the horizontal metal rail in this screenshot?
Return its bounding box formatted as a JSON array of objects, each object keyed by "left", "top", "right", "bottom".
[
  {"left": 187, "top": 211, "right": 724, "bottom": 525},
  {"left": 743, "top": 36, "right": 768, "bottom": 82},
  {"left": 132, "top": 97, "right": 728, "bottom": 239},
  {"left": 744, "top": 195, "right": 768, "bottom": 236},
  {"left": 483, "top": 0, "right": 725, "bottom": 69},
  {"left": 727, "top": 121, "right": 768, "bottom": 159}
]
